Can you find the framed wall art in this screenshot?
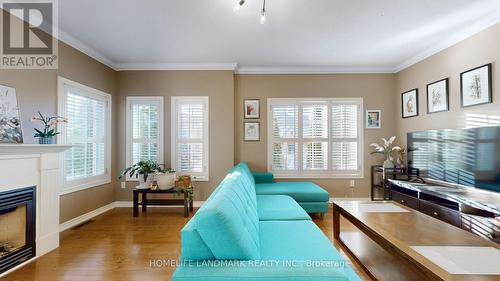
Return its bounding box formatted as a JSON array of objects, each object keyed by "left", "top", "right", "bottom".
[
  {"left": 401, "top": 89, "right": 419, "bottom": 118},
  {"left": 460, "top": 63, "right": 492, "bottom": 108},
  {"left": 244, "top": 99, "right": 260, "bottom": 119},
  {"left": 0, "top": 84, "right": 24, "bottom": 143},
  {"left": 427, "top": 78, "right": 449, "bottom": 114},
  {"left": 366, "top": 110, "right": 381, "bottom": 128},
  {"left": 244, "top": 122, "right": 260, "bottom": 141}
]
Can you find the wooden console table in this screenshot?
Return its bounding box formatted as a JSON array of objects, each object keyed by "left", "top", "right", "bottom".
[
  {"left": 333, "top": 201, "right": 500, "bottom": 281},
  {"left": 133, "top": 188, "right": 193, "bottom": 217}
]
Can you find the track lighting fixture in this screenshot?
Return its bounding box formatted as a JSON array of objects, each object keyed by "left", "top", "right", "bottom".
[
  {"left": 233, "top": 0, "right": 245, "bottom": 12},
  {"left": 234, "top": 0, "right": 268, "bottom": 24}
]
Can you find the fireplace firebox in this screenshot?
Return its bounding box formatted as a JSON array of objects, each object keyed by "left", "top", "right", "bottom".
[{"left": 0, "top": 186, "right": 36, "bottom": 274}]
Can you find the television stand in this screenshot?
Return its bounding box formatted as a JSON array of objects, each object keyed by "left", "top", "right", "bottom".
[{"left": 389, "top": 179, "right": 500, "bottom": 243}]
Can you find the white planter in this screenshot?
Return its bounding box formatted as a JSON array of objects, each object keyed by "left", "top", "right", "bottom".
[
  {"left": 156, "top": 172, "right": 176, "bottom": 190},
  {"left": 138, "top": 173, "right": 155, "bottom": 189}
]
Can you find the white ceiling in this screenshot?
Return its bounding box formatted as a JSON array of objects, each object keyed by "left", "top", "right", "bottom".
[{"left": 57, "top": 0, "right": 500, "bottom": 73}]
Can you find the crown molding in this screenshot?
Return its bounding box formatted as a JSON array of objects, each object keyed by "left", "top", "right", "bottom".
[
  {"left": 235, "top": 65, "right": 395, "bottom": 74},
  {"left": 115, "top": 62, "right": 238, "bottom": 71},
  {"left": 57, "top": 29, "right": 118, "bottom": 70},
  {"left": 395, "top": 9, "right": 500, "bottom": 72}
]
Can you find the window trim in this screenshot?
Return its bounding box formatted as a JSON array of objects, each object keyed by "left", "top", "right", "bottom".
[
  {"left": 125, "top": 96, "right": 164, "bottom": 181},
  {"left": 171, "top": 96, "right": 209, "bottom": 182},
  {"left": 57, "top": 76, "right": 112, "bottom": 195},
  {"left": 267, "top": 97, "right": 364, "bottom": 179}
]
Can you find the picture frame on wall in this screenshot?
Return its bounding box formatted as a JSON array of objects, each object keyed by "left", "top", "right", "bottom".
[
  {"left": 401, "top": 89, "right": 419, "bottom": 118},
  {"left": 427, "top": 78, "right": 449, "bottom": 114},
  {"left": 244, "top": 122, "right": 260, "bottom": 141},
  {"left": 0, "top": 84, "right": 24, "bottom": 143},
  {"left": 460, "top": 63, "right": 492, "bottom": 108},
  {"left": 366, "top": 110, "right": 381, "bottom": 129},
  {"left": 244, "top": 99, "right": 260, "bottom": 119}
]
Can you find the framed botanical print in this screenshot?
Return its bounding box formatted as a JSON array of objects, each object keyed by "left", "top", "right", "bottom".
[
  {"left": 401, "top": 89, "right": 419, "bottom": 118},
  {"left": 244, "top": 122, "right": 260, "bottom": 141},
  {"left": 0, "top": 84, "right": 24, "bottom": 143},
  {"left": 427, "top": 78, "right": 449, "bottom": 114},
  {"left": 244, "top": 99, "right": 260, "bottom": 119},
  {"left": 366, "top": 110, "right": 381, "bottom": 129},
  {"left": 460, "top": 63, "right": 492, "bottom": 108}
]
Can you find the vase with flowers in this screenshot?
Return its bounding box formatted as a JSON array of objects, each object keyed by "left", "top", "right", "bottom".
[
  {"left": 31, "top": 111, "right": 67, "bottom": 144},
  {"left": 369, "top": 136, "right": 402, "bottom": 169}
]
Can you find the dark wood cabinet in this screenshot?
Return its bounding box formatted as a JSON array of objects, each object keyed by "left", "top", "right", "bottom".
[
  {"left": 389, "top": 180, "right": 500, "bottom": 243},
  {"left": 419, "top": 200, "right": 461, "bottom": 227},
  {"left": 391, "top": 190, "right": 419, "bottom": 209}
]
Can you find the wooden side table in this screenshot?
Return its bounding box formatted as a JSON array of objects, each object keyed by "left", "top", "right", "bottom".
[{"left": 133, "top": 188, "right": 193, "bottom": 217}]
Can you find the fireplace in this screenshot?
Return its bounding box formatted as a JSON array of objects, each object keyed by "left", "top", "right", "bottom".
[{"left": 0, "top": 186, "right": 35, "bottom": 274}]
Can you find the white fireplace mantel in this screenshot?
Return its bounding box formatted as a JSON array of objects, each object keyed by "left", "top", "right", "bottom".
[
  {"left": 0, "top": 144, "right": 71, "bottom": 274},
  {"left": 0, "top": 144, "right": 72, "bottom": 155}
]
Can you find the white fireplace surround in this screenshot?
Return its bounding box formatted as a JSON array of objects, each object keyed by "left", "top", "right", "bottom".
[{"left": 0, "top": 144, "right": 71, "bottom": 272}]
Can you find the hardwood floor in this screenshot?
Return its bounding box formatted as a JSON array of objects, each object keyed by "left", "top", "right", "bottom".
[{"left": 3, "top": 206, "right": 372, "bottom": 281}]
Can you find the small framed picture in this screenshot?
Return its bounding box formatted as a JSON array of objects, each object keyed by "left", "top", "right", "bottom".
[
  {"left": 366, "top": 110, "right": 381, "bottom": 129},
  {"left": 244, "top": 99, "right": 260, "bottom": 119},
  {"left": 244, "top": 122, "right": 260, "bottom": 141},
  {"left": 427, "top": 78, "right": 449, "bottom": 114},
  {"left": 401, "top": 89, "right": 419, "bottom": 118},
  {"left": 460, "top": 63, "right": 492, "bottom": 108}
]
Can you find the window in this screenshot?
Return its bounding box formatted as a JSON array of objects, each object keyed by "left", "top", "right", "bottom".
[
  {"left": 57, "top": 77, "right": 111, "bottom": 194},
  {"left": 267, "top": 98, "right": 363, "bottom": 178},
  {"left": 171, "top": 96, "right": 209, "bottom": 181},
  {"left": 126, "top": 97, "right": 164, "bottom": 179}
]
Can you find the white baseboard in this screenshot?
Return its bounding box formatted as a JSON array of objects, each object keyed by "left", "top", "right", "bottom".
[
  {"left": 329, "top": 197, "right": 370, "bottom": 203},
  {"left": 59, "top": 200, "right": 205, "bottom": 232},
  {"left": 59, "top": 202, "right": 116, "bottom": 232}
]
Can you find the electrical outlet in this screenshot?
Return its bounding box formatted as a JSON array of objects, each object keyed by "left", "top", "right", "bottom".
[
  {"left": 349, "top": 180, "right": 355, "bottom": 187},
  {"left": 121, "top": 182, "right": 126, "bottom": 189}
]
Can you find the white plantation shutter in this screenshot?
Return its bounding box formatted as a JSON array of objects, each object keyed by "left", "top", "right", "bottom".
[
  {"left": 271, "top": 105, "right": 298, "bottom": 171},
  {"left": 268, "top": 98, "right": 363, "bottom": 178},
  {"left": 332, "top": 104, "right": 360, "bottom": 171},
  {"left": 302, "top": 104, "right": 328, "bottom": 170},
  {"left": 126, "top": 97, "right": 164, "bottom": 173},
  {"left": 58, "top": 77, "right": 111, "bottom": 193},
  {"left": 172, "top": 97, "right": 209, "bottom": 181}
]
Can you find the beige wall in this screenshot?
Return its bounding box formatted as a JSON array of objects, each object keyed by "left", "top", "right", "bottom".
[
  {"left": 235, "top": 74, "right": 397, "bottom": 197},
  {"left": 115, "top": 71, "right": 235, "bottom": 201},
  {"left": 0, "top": 42, "right": 118, "bottom": 223},
  {"left": 396, "top": 23, "right": 500, "bottom": 144}
]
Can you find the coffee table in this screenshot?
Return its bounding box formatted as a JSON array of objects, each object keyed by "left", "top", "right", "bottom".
[{"left": 333, "top": 201, "right": 500, "bottom": 281}]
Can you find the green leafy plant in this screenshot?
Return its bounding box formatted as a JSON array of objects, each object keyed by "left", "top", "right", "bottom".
[
  {"left": 31, "top": 111, "right": 67, "bottom": 138},
  {"left": 119, "top": 160, "right": 164, "bottom": 182},
  {"left": 369, "top": 136, "right": 402, "bottom": 157}
]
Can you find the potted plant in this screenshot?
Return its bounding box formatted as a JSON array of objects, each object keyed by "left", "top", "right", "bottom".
[
  {"left": 119, "top": 160, "right": 162, "bottom": 189},
  {"left": 369, "top": 136, "right": 402, "bottom": 169},
  {"left": 31, "top": 111, "right": 67, "bottom": 144},
  {"left": 156, "top": 167, "right": 176, "bottom": 190}
]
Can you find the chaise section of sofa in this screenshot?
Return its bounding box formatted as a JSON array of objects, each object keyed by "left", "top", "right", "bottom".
[
  {"left": 173, "top": 163, "right": 360, "bottom": 281},
  {"left": 252, "top": 172, "right": 330, "bottom": 214}
]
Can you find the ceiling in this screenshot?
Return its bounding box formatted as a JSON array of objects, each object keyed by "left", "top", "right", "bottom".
[{"left": 57, "top": 0, "right": 500, "bottom": 73}]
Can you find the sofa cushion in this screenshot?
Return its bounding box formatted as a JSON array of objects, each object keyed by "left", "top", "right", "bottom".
[
  {"left": 298, "top": 202, "right": 329, "bottom": 213},
  {"left": 256, "top": 195, "right": 310, "bottom": 221},
  {"left": 255, "top": 182, "right": 329, "bottom": 202},
  {"left": 180, "top": 218, "right": 215, "bottom": 261},
  {"left": 253, "top": 172, "right": 275, "bottom": 183},
  {"left": 194, "top": 175, "right": 260, "bottom": 260},
  {"left": 259, "top": 220, "right": 361, "bottom": 280}
]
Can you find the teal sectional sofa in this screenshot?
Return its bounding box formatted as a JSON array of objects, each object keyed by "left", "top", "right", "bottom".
[{"left": 173, "top": 163, "right": 360, "bottom": 281}]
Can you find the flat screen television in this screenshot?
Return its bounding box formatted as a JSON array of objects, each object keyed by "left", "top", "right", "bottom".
[{"left": 407, "top": 126, "right": 500, "bottom": 193}]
